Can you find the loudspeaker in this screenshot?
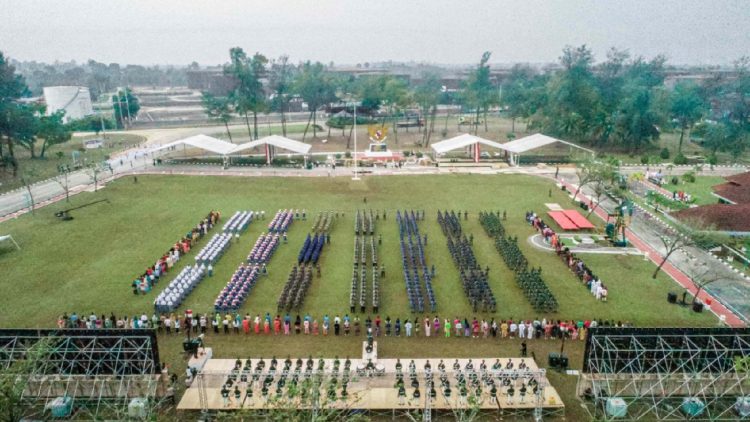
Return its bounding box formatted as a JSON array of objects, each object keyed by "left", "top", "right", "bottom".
[
  {"left": 559, "top": 354, "right": 569, "bottom": 369},
  {"left": 693, "top": 302, "right": 704, "bottom": 313},
  {"left": 548, "top": 352, "right": 560, "bottom": 368},
  {"left": 667, "top": 292, "right": 677, "bottom": 304}
]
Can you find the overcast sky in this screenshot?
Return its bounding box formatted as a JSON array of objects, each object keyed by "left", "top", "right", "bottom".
[{"left": 2, "top": 0, "right": 749, "bottom": 67}]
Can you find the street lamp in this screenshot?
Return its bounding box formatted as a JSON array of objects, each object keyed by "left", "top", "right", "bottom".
[
  {"left": 352, "top": 101, "right": 360, "bottom": 180},
  {"left": 336, "top": 90, "right": 362, "bottom": 181}
]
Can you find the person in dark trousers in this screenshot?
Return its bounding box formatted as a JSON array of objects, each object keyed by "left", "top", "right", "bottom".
[{"left": 521, "top": 341, "right": 527, "bottom": 357}]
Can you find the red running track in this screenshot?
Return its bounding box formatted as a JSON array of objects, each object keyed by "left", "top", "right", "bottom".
[{"left": 559, "top": 178, "right": 745, "bottom": 327}]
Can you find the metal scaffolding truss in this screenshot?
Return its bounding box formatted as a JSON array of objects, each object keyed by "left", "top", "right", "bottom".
[
  {"left": 0, "top": 329, "right": 164, "bottom": 420},
  {"left": 579, "top": 327, "right": 750, "bottom": 421}
]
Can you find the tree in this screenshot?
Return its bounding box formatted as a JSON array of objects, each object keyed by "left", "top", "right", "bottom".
[
  {"left": 683, "top": 263, "right": 724, "bottom": 306},
  {"left": 0, "top": 339, "right": 52, "bottom": 421},
  {"left": 501, "top": 65, "right": 536, "bottom": 133},
  {"left": 20, "top": 165, "right": 38, "bottom": 215},
  {"left": 202, "top": 93, "right": 235, "bottom": 142},
  {"left": 86, "top": 163, "right": 104, "bottom": 192},
  {"left": 0, "top": 52, "right": 33, "bottom": 175},
  {"left": 545, "top": 45, "right": 601, "bottom": 140},
  {"left": 112, "top": 88, "right": 140, "bottom": 128},
  {"left": 225, "top": 48, "right": 268, "bottom": 140},
  {"left": 269, "top": 55, "right": 295, "bottom": 137},
  {"left": 36, "top": 110, "right": 72, "bottom": 158},
  {"left": 382, "top": 76, "right": 411, "bottom": 144},
  {"left": 294, "top": 62, "right": 338, "bottom": 141},
  {"left": 413, "top": 72, "right": 442, "bottom": 146},
  {"left": 572, "top": 158, "right": 615, "bottom": 201},
  {"left": 463, "top": 51, "right": 499, "bottom": 134},
  {"left": 54, "top": 169, "right": 72, "bottom": 203},
  {"left": 670, "top": 81, "right": 706, "bottom": 153}
]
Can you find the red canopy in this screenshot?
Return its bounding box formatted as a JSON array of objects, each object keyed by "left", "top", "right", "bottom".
[
  {"left": 548, "top": 211, "right": 578, "bottom": 230},
  {"left": 562, "top": 210, "right": 595, "bottom": 229}
]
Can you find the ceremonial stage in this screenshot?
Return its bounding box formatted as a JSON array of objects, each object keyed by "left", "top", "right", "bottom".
[{"left": 178, "top": 350, "right": 564, "bottom": 417}]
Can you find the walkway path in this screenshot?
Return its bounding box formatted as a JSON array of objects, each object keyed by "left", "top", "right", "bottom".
[{"left": 527, "top": 233, "right": 641, "bottom": 255}]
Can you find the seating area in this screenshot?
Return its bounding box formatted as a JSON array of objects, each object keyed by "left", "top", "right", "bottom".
[
  {"left": 396, "top": 210, "right": 436, "bottom": 313},
  {"left": 195, "top": 233, "right": 233, "bottom": 265},
  {"left": 546, "top": 210, "right": 595, "bottom": 231},
  {"left": 130, "top": 210, "right": 220, "bottom": 295},
  {"left": 154, "top": 265, "right": 206, "bottom": 313},
  {"left": 479, "top": 212, "right": 558, "bottom": 313},
  {"left": 438, "top": 210, "right": 496, "bottom": 312},
  {"left": 223, "top": 211, "right": 254, "bottom": 234}
]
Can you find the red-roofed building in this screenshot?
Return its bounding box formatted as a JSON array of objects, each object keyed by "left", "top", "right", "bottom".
[
  {"left": 713, "top": 172, "right": 750, "bottom": 204},
  {"left": 674, "top": 171, "right": 750, "bottom": 234},
  {"left": 673, "top": 204, "right": 750, "bottom": 234}
]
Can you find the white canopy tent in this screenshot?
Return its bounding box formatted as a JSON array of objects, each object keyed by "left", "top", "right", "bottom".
[
  {"left": 150, "top": 134, "right": 312, "bottom": 165},
  {"left": 0, "top": 235, "right": 20, "bottom": 250},
  {"left": 151, "top": 134, "right": 237, "bottom": 156},
  {"left": 229, "top": 135, "right": 312, "bottom": 164},
  {"left": 500, "top": 133, "right": 594, "bottom": 166},
  {"left": 431, "top": 134, "right": 507, "bottom": 163}
]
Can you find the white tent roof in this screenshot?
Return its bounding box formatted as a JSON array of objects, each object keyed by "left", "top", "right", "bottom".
[
  {"left": 500, "top": 133, "right": 594, "bottom": 154},
  {"left": 229, "top": 135, "right": 312, "bottom": 155},
  {"left": 431, "top": 134, "right": 506, "bottom": 154},
  {"left": 151, "top": 134, "right": 236, "bottom": 155}
]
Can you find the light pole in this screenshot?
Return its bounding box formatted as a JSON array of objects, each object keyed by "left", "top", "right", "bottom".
[{"left": 352, "top": 101, "right": 360, "bottom": 180}]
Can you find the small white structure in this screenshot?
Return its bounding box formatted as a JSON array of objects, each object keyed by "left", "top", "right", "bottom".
[
  {"left": 43, "top": 86, "right": 94, "bottom": 123},
  {"left": 431, "top": 134, "right": 506, "bottom": 163},
  {"left": 0, "top": 235, "right": 20, "bottom": 250}
]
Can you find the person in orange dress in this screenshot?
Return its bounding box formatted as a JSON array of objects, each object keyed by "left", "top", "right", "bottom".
[{"left": 273, "top": 315, "right": 281, "bottom": 335}]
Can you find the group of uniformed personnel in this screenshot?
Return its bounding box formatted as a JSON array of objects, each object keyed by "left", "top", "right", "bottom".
[
  {"left": 396, "top": 210, "right": 437, "bottom": 313},
  {"left": 439, "top": 210, "right": 497, "bottom": 312},
  {"left": 479, "top": 211, "right": 559, "bottom": 313}
]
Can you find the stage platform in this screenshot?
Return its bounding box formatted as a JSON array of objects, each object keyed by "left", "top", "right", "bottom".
[{"left": 177, "top": 357, "right": 564, "bottom": 413}]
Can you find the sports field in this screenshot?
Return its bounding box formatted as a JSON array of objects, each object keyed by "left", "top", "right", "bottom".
[{"left": 0, "top": 173, "right": 713, "bottom": 329}]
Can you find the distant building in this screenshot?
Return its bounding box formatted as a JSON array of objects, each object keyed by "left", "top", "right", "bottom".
[
  {"left": 187, "top": 68, "right": 237, "bottom": 96},
  {"left": 42, "top": 86, "right": 94, "bottom": 123}
]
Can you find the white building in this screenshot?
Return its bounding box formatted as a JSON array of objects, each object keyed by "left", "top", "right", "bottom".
[{"left": 43, "top": 86, "right": 94, "bottom": 123}]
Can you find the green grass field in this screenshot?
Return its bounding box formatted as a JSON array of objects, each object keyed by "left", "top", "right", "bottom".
[
  {"left": 0, "top": 173, "right": 718, "bottom": 421},
  {"left": 0, "top": 173, "right": 713, "bottom": 328}
]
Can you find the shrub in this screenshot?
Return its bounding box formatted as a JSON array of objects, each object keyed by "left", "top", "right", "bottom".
[
  {"left": 707, "top": 154, "right": 718, "bottom": 165},
  {"left": 670, "top": 176, "right": 679, "bottom": 185},
  {"left": 335, "top": 153, "right": 342, "bottom": 160},
  {"left": 640, "top": 155, "right": 650, "bottom": 164},
  {"left": 344, "top": 151, "right": 352, "bottom": 159},
  {"left": 660, "top": 148, "right": 670, "bottom": 160},
  {"left": 683, "top": 171, "right": 696, "bottom": 183},
  {"left": 673, "top": 153, "right": 688, "bottom": 165},
  {"left": 55, "top": 151, "right": 64, "bottom": 160},
  {"left": 416, "top": 151, "right": 423, "bottom": 158}
]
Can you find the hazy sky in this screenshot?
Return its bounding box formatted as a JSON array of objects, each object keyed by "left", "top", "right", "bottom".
[{"left": 2, "top": 0, "right": 749, "bottom": 66}]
